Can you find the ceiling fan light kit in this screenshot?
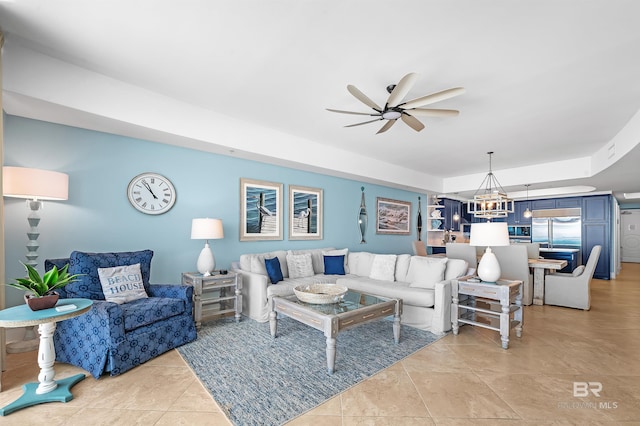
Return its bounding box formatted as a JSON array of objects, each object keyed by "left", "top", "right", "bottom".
[
  {"left": 327, "top": 72, "right": 464, "bottom": 134},
  {"left": 467, "top": 152, "right": 514, "bottom": 219}
]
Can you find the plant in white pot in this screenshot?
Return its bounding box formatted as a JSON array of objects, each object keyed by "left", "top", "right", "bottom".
[{"left": 8, "top": 263, "right": 82, "bottom": 311}]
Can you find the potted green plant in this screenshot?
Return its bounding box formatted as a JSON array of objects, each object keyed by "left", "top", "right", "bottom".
[{"left": 8, "top": 262, "right": 82, "bottom": 311}]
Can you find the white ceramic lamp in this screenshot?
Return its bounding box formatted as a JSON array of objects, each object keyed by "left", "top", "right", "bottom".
[
  {"left": 191, "top": 218, "right": 224, "bottom": 276},
  {"left": 469, "top": 222, "right": 510, "bottom": 282}
]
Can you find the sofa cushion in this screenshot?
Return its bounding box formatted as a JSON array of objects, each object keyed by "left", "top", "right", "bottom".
[
  {"left": 98, "top": 263, "right": 148, "bottom": 304},
  {"left": 395, "top": 254, "right": 412, "bottom": 282},
  {"left": 369, "top": 254, "right": 397, "bottom": 281},
  {"left": 348, "top": 252, "right": 375, "bottom": 277},
  {"left": 68, "top": 250, "right": 153, "bottom": 300},
  {"left": 407, "top": 257, "right": 447, "bottom": 289},
  {"left": 287, "top": 253, "right": 315, "bottom": 278},
  {"left": 444, "top": 258, "right": 470, "bottom": 280},
  {"left": 323, "top": 249, "right": 349, "bottom": 273},
  {"left": 406, "top": 256, "right": 447, "bottom": 283},
  {"left": 324, "top": 255, "right": 346, "bottom": 275},
  {"left": 337, "top": 276, "right": 436, "bottom": 308},
  {"left": 243, "top": 250, "right": 289, "bottom": 278},
  {"left": 289, "top": 248, "right": 335, "bottom": 274},
  {"left": 265, "top": 257, "right": 284, "bottom": 284},
  {"left": 120, "top": 297, "right": 186, "bottom": 332}
]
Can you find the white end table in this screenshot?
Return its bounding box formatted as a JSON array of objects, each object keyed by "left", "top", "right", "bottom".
[{"left": 0, "top": 298, "right": 92, "bottom": 416}]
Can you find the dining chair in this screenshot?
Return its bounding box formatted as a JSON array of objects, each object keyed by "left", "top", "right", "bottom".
[
  {"left": 412, "top": 241, "right": 428, "bottom": 256},
  {"left": 445, "top": 243, "right": 477, "bottom": 275},
  {"left": 492, "top": 245, "right": 533, "bottom": 305},
  {"left": 544, "top": 245, "right": 601, "bottom": 310}
]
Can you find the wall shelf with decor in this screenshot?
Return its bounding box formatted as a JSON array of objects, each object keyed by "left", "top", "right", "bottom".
[{"left": 426, "top": 203, "right": 445, "bottom": 248}]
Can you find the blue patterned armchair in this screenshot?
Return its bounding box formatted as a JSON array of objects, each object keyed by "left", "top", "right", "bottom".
[{"left": 45, "top": 250, "right": 197, "bottom": 379}]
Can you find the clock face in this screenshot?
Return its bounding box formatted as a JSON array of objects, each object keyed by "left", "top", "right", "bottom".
[{"left": 127, "top": 172, "right": 176, "bottom": 215}]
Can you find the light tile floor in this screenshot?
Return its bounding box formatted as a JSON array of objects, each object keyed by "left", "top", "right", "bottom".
[{"left": 1, "top": 263, "right": 639, "bottom": 425}]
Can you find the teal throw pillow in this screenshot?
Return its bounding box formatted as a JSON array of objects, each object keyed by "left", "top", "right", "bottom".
[
  {"left": 265, "top": 257, "right": 283, "bottom": 284},
  {"left": 324, "top": 255, "right": 345, "bottom": 275}
]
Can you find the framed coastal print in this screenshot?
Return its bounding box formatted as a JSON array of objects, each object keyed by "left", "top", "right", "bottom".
[
  {"left": 376, "top": 197, "right": 411, "bottom": 235},
  {"left": 240, "top": 178, "right": 283, "bottom": 241},
  {"left": 289, "top": 185, "right": 323, "bottom": 240}
]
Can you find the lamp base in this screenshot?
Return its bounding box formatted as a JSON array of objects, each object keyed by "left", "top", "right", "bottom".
[
  {"left": 196, "top": 242, "right": 215, "bottom": 276},
  {"left": 477, "top": 247, "right": 501, "bottom": 282}
]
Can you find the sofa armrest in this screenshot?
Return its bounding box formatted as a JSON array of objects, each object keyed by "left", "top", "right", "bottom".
[
  {"left": 233, "top": 268, "right": 270, "bottom": 322},
  {"left": 431, "top": 280, "right": 453, "bottom": 334},
  {"left": 148, "top": 284, "right": 194, "bottom": 312}
]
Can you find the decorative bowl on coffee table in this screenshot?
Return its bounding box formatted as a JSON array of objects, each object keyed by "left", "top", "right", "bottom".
[{"left": 293, "top": 284, "right": 348, "bottom": 304}]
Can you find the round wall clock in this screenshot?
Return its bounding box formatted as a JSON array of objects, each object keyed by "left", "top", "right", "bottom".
[{"left": 127, "top": 172, "right": 176, "bottom": 215}]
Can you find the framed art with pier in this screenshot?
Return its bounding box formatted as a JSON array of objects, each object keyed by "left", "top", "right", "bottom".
[
  {"left": 376, "top": 197, "right": 411, "bottom": 235},
  {"left": 240, "top": 178, "right": 283, "bottom": 241},
  {"left": 289, "top": 185, "right": 323, "bottom": 240}
]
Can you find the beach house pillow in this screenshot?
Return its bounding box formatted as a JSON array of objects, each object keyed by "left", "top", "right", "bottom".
[
  {"left": 572, "top": 265, "right": 586, "bottom": 277},
  {"left": 264, "top": 257, "right": 284, "bottom": 284},
  {"left": 98, "top": 263, "right": 148, "bottom": 304},
  {"left": 369, "top": 254, "right": 397, "bottom": 281},
  {"left": 287, "top": 253, "right": 315, "bottom": 279},
  {"left": 407, "top": 256, "right": 447, "bottom": 289},
  {"left": 323, "top": 248, "right": 349, "bottom": 273},
  {"left": 323, "top": 255, "right": 346, "bottom": 275}
]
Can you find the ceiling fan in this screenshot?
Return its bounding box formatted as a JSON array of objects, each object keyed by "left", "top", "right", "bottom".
[{"left": 327, "top": 73, "right": 465, "bottom": 134}]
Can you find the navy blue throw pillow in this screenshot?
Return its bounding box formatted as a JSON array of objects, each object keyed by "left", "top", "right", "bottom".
[
  {"left": 265, "top": 257, "right": 283, "bottom": 284},
  {"left": 324, "top": 255, "right": 345, "bottom": 275}
]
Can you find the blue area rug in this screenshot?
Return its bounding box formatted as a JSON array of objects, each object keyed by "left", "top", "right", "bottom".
[{"left": 177, "top": 316, "right": 442, "bottom": 426}]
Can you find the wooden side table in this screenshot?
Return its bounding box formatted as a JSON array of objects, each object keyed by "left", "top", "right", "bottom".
[
  {"left": 181, "top": 272, "right": 242, "bottom": 328},
  {"left": 451, "top": 278, "right": 523, "bottom": 349},
  {"left": 0, "top": 298, "right": 93, "bottom": 416}
]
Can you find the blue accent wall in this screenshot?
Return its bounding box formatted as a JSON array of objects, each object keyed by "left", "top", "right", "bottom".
[{"left": 3, "top": 115, "right": 427, "bottom": 307}]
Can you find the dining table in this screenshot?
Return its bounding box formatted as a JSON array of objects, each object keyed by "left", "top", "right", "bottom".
[{"left": 528, "top": 258, "right": 568, "bottom": 305}]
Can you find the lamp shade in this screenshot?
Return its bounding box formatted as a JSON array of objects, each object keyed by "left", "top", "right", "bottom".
[
  {"left": 3, "top": 166, "right": 69, "bottom": 200},
  {"left": 191, "top": 218, "right": 224, "bottom": 240},
  {"left": 469, "top": 222, "right": 509, "bottom": 247}
]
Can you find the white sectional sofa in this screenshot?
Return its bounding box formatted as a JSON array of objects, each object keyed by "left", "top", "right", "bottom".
[{"left": 232, "top": 247, "right": 470, "bottom": 334}]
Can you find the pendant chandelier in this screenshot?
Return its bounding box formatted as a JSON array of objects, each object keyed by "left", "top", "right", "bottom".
[
  {"left": 467, "top": 151, "right": 514, "bottom": 219},
  {"left": 523, "top": 184, "right": 533, "bottom": 218}
]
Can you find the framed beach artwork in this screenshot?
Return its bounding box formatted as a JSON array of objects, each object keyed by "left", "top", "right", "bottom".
[
  {"left": 289, "top": 185, "right": 323, "bottom": 240},
  {"left": 376, "top": 197, "right": 411, "bottom": 235},
  {"left": 240, "top": 178, "right": 283, "bottom": 241}
]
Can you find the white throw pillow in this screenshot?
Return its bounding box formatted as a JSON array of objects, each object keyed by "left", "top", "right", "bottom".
[
  {"left": 98, "top": 263, "right": 148, "bottom": 304},
  {"left": 394, "top": 254, "right": 412, "bottom": 282},
  {"left": 286, "top": 253, "right": 315, "bottom": 278},
  {"left": 572, "top": 265, "right": 586, "bottom": 277},
  {"left": 323, "top": 248, "right": 349, "bottom": 274},
  {"left": 408, "top": 260, "right": 447, "bottom": 289},
  {"left": 444, "top": 259, "right": 470, "bottom": 280},
  {"left": 369, "top": 254, "right": 397, "bottom": 281},
  {"left": 406, "top": 256, "right": 448, "bottom": 282}
]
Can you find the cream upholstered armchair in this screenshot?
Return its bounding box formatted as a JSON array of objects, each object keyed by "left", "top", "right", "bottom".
[
  {"left": 492, "top": 245, "right": 533, "bottom": 305},
  {"left": 544, "top": 245, "right": 601, "bottom": 310}
]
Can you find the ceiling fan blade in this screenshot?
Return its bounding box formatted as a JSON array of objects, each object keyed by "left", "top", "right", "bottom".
[
  {"left": 376, "top": 120, "right": 396, "bottom": 134},
  {"left": 345, "top": 118, "right": 383, "bottom": 128},
  {"left": 386, "top": 72, "right": 419, "bottom": 108},
  {"left": 407, "top": 108, "right": 460, "bottom": 117},
  {"left": 401, "top": 113, "right": 425, "bottom": 132},
  {"left": 326, "top": 108, "right": 379, "bottom": 116},
  {"left": 399, "top": 87, "right": 466, "bottom": 110},
  {"left": 347, "top": 85, "right": 382, "bottom": 111}
]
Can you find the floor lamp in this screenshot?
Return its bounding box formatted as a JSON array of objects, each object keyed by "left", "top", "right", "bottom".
[{"left": 2, "top": 166, "right": 69, "bottom": 353}]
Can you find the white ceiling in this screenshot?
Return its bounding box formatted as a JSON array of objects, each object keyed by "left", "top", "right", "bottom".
[{"left": 1, "top": 0, "right": 640, "bottom": 203}]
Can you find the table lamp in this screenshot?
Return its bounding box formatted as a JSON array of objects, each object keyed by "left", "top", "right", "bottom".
[
  {"left": 3, "top": 166, "right": 69, "bottom": 353},
  {"left": 469, "top": 222, "right": 509, "bottom": 282},
  {"left": 191, "top": 218, "right": 224, "bottom": 276}
]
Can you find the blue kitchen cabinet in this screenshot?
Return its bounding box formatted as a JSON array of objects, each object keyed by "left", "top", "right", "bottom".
[
  {"left": 442, "top": 198, "right": 462, "bottom": 231},
  {"left": 555, "top": 197, "right": 581, "bottom": 208},
  {"left": 531, "top": 199, "right": 556, "bottom": 210},
  {"left": 581, "top": 195, "right": 611, "bottom": 279},
  {"left": 508, "top": 200, "right": 532, "bottom": 225},
  {"left": 539, "top": 250, "right": 579, "bottom": 273}
]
